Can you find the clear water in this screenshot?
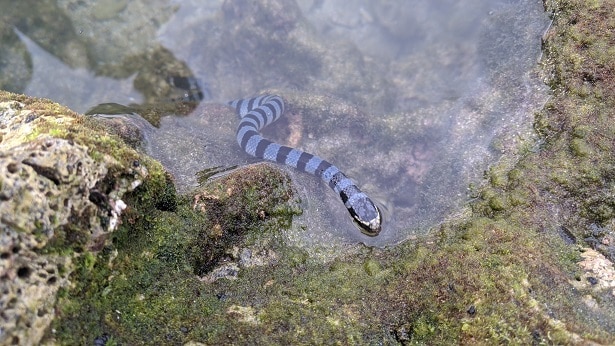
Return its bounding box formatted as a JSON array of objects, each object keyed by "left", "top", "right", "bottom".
[{"left": 0, "top": 0, "right": 551, "bottom": 248}]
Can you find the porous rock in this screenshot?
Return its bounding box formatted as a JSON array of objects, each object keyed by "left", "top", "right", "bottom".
[{"left": 0, "top": 98, "right": 144, "bottom": 345}]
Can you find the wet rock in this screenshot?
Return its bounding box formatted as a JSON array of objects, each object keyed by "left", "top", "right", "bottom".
[
  {"left": 0, "top": 95, "right": 147, "bottom": 345},
  {"left": 191, "top": 163, "right": 299, "bottom": 276}
]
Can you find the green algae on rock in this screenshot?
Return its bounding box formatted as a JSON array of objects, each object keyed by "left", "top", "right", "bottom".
[
  {"left": 191, "top": 162, "right": 301, "bottom": 276},
  {"left": 49, "top": 164, "right": 301, "bottom": 345}
]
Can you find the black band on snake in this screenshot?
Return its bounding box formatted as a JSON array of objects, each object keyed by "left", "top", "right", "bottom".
[{"left": 229, "top": 94, "right": 381, "bottom": 236}]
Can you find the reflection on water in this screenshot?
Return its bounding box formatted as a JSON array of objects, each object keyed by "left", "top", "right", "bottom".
[{"left": 0, "top": 0, "right": 551, "bottom": 248}]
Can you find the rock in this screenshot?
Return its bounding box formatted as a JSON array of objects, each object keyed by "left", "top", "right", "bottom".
[
  {"left": 0, "top": 239, "right": 71, "bottom": 346},
  {"left": 191, "top": 162, "right": 299, "bottom": 276},
  {"left": 0, "top": 95, "right": 146, "bottom": 345}
]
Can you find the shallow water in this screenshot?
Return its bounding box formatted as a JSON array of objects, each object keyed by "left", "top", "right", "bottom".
[{"left": 0, "top": 0, "right": 551, "bottom": 248}]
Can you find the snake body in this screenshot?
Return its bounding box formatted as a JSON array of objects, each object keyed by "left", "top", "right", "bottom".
[{"left": 229, "top": 95, "right": 381, "bottom": 236}]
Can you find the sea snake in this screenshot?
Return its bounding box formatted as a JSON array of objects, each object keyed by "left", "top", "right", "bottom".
[{"left": 229, "top": 94, "right": 382, "bottom": 236}]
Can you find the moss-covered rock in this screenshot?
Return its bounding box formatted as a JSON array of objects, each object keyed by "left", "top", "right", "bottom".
[{"left": 0, "top": 91, "right": 155, "bottom": 345}]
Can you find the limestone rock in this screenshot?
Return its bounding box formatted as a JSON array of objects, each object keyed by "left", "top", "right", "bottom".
[{"left": 0, "top": 97, "right": 145, "bottom": 346}]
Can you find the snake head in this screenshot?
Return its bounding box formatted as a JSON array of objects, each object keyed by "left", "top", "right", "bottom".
[{"left": 348, "top": 197, "right": 382, "bottom": 237}]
